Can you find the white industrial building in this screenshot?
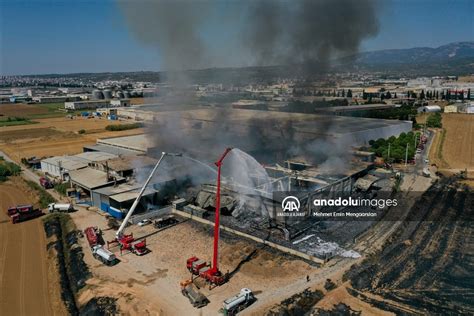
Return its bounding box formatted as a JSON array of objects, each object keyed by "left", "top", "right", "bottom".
[
  {"left": 41, "top": 156, "right": 89, "bottom": 179},
  {"left": 65, "top": 100, "right": 110, "bottom": 110},
  {"left": 41, "top": 152, "right": 118, "bottom": 179},
  {"left": 65, "top": 99, "right": 131, "bottom": 110}
]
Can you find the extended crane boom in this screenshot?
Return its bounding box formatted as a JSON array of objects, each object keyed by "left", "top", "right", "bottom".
[{"left": 116, "top": 151, "right": 182, "bottom": 238}]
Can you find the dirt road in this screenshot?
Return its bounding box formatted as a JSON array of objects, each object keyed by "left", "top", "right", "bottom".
[{"left": 0, "top": 181, "right": 65, "bottom": 315}]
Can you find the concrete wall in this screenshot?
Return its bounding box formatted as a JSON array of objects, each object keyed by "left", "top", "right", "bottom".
[{"left": 40, "top": 160, "right": 61, "bottom": 177}]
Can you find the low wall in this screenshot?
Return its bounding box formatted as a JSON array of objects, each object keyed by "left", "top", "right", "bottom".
[{"left": 172, "top": 209, "right": 325, "bottom": 265}]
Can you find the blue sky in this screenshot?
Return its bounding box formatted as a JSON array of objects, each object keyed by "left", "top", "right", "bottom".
[{"left": 0, "top": 0, "right": 473, "bottom": 75}]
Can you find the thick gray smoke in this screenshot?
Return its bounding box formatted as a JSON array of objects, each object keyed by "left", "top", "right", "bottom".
[
  {"left": 117, "top": 0, "right": 379, "bottom": 72},
  {"left": 118, "top": 0, "right": 380, "bottom": 196}
]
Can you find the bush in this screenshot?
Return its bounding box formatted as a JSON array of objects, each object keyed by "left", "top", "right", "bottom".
[
  {"left": 54, "top": 183, "right": 68, "bottom": 196},
  {"left": 105, "top": 122, "right": 144, "bottom": 131},
  {"left": 426, "top": 112, "right": 442, "bottom": 128},
  {"left": 0, "top": 160, "right": 21, "bottom": 182},
  {"left": 78, "top": 129, "right": 86, "bottom": 134}
]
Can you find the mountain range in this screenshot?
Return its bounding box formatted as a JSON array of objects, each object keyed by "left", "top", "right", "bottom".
[{"left": 340, "top": 41, "right": 474, "bottom": 75}]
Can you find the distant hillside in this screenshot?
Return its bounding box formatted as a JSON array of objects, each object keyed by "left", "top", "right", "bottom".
[
  {"left": 339, "top": 41, "right": 474, "bottom": 76},
  {"left": 24, "top": 42, "right": 474, "bottom": 81}
]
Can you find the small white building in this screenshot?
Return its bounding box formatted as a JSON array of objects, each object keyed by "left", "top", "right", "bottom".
[
  {"left": 110, "top": 99, "right": 130, "bottom": 107},
  {"left": 417, "top": 105, "right": 441, "bottom": 113},
  {"left": 41, "top": 156, "right": 88, "bottom": 179},
  {"left": 444, "top": 105, "right": 459, "bottom": 113}
]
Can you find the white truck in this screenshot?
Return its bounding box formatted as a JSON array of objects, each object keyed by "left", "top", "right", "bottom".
[
  {"left": 48, "top": 203, "right": 74, "bottom": 213},
  {"left": 222, "top": 288, "right": 255, "bottom": 315},
  {"left": 92, "top": 245, "right": 117, "bottom": 266}
]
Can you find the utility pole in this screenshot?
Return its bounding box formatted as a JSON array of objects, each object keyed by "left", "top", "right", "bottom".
[
  {"left": 388, "top": 143, "right": 391, "bottom": 163},
  {"left": 405, "top": 143, "right": 409, "bottom": 167}
]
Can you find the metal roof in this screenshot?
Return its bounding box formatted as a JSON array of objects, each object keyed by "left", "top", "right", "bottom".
[
  {"left": 73, "top": 151, "right": 117, "bottom": 162},
  {"left": 110, "top": 188, "right": 156, "bottom": 203},
  {"left": 83, "top": 144, "right": 141, "bottom": 156},
  {"left": 41, "top": 156, "right": 88, "bottom": 171},
  {"left": 69, "top": 168, "right": 124, "bottom": 190}
]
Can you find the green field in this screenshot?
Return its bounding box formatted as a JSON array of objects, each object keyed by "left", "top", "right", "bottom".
[{"left": 0, "top": 116, "right": 39, "bottom": 127}]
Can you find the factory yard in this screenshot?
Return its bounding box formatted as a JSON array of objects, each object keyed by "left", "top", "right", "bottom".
[
  {"left": 0, "top": 115, "right": 144, "bottom": 163},
  {"left": 0, "top": 177, "right": 66, "bottom": 316},
  {"left": 71, "top": 208, "right": 322, "bottom": 315}
]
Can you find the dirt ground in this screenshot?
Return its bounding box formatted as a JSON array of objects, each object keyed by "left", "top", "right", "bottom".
[
  {"left": 0, "top": 177, "right": 66, "bottom": 315},
  {"left": 70, "top": 208, "right": 325, "bottom": 315},
  {"left": 0, "top": 116, "right": 145, "bottom": 163}
]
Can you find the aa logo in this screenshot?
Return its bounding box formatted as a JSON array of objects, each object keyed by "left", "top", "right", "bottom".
[{"left": 282, "top": 196, "right": 300, "bottom": 212}]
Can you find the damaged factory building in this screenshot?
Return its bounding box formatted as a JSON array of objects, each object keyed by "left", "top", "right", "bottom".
[{"left": 47, "top": 107, "right": 410, "bottom": 262}]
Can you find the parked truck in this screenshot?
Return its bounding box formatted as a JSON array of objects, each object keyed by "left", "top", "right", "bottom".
[
  {"left": 48, "top": 203, "right": 73, "bottom": 213},
  {"left": 92, "top": 245, "right": 117, "bottom": 266},
  {"left": 222, "top": 288, "right": 255, "bottom": 316},
  {"left": 180, "top": 279, "right": 209, "bottom": 308},
  {"left": 6, "top": 204, "right": 33, "bottom": 216},
  {"left": 84, "top": 226, "right": 101, "bottom": 248},
  {"left": 186, "top": 256, "right": 209, "bottom": 275},
  {"left": 39, "top": 177, "right": 53, "bottom": 189},
  {"left": 11, "top": 208, "right": 43, "bottom": 224}
]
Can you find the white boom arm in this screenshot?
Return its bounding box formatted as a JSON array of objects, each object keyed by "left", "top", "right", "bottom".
[{"left": 116, "top": 152, "right": 181, "bottom": 238}]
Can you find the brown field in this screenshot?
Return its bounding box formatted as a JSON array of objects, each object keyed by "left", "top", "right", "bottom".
[
  {"left": 0, "top": 103, "right": 51, "bottom": 118},
  {"left": 429, "top": 114, "right": 474, "bottom": 170},
  {"left": 458, "top": 75, "right": 474, "bottom": 83},
  {"left": 0, "top": 116, "right": 145, "bottom": 163},
  {"left": 0, "top": 177, "right": 66, "bottom": 315}
]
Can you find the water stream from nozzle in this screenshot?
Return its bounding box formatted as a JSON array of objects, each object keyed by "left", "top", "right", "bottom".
[{"left": 181, "top": 155, "right": 217, "bottom": 174}]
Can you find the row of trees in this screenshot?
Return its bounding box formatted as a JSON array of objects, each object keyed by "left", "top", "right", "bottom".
[{"left": 369, "top": 131, "right": 420, "bottom": 162}]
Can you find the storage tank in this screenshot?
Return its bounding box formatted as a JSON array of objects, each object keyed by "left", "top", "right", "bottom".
[
  {"left": 103, "top": 89, "right": 112, "bottom": 99},
  {"left": 92, "top": 90, "right": 104, "bottom": 100}
]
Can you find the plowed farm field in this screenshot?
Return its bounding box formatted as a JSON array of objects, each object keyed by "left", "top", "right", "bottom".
[
  {"left": 0, "top": 116, "right": 144, "bottom": 163},
  {"left": 0, "top": 178, "right": 66, "bottom": 315}
]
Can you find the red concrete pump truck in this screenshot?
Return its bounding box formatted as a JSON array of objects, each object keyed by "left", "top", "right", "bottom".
[{"left": 187, "top": 148, "right": 233, "bottom": 288}]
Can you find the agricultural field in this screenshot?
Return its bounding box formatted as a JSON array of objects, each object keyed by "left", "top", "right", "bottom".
[
  {"left": 429, "top": 113, "right": 474, "bottom": 172},
  {"left": 0, "top": 177, "right": 66, "bottom": 315},
  {"left": 345, "top": 177, "right": 474, "bottom": 315},
  {"left": 441, "top": 114, "right": 474, "bottom": 169},
  {"left": 0, "top": 102, "right": 69, "bottom": 119},
  {"left": 0, "top": 109, "right": 145, "bottom": 163}
]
